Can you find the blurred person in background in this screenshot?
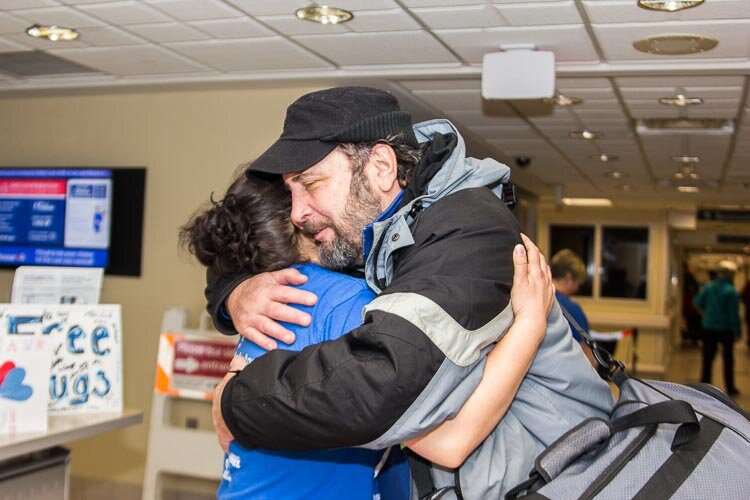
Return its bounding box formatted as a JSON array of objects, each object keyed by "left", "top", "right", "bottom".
[
  {"left": 694, "top": 260, "right": 741, "bottom": 397},
  {"left": 550, "top": 249, "right": 603, "bottom": 365},
  {"left": 741, "top": 276, "right": 750, "bottom": 349}
]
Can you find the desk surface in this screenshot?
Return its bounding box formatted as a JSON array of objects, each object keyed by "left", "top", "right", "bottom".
[{"left": 0, "top": 409, "right": 143, "bottom": 461}]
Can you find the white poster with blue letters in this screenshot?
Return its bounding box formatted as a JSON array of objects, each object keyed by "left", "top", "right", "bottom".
[{"left": 0, "top": 304, "right": 122, "bottom": 414}]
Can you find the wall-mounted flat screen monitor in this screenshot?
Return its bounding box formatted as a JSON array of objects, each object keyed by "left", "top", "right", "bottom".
[{"left": 0, "top": 167, "right": 145, "bottom": 277}]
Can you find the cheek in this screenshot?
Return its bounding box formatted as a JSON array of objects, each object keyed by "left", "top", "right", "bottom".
[{"left": 313, "top": 187, "right": 348, "bottom": 218}]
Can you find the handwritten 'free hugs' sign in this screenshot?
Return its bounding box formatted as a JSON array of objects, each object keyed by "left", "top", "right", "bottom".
[{"left": 0, "top": 304, "right": 122, "bottom": 414}]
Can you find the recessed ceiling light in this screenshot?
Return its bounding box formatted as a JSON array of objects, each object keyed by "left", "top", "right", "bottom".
[
  {"left": 659, "top": 94, "right": 704, "bottom": 107},
  {"left": 672, "top": 155, "right": 701, "bottom": 163},
  {"left": 606, "top": 171, "right": 628, "bottom": 179},
  {"left": 542, "top": 94, "right": 582, "bottom": 106},
  {"left": 570, "top": 130, "right": 602, "bottom": 140},
  {"left": 590, "top": 154, "right": 618, "bottom": 162},
  {"left": 677, "top": 186, "right": 700, "bottom": 193},
  {"left": 620, "top": 184, "right": 634, "bottom": 192},
  {"left": 26, "top": 24, "right": 80, "bottom": 41},
  {"left": 674, "top": 171, "right": 699, "bottom": 180},
  {"left": 633, "top": 34, "right": 718, "bottom": 55},
  {"left": 295, "top": 5, "right": 353, "bottom": 24},
  {"left": 638, "top": 0, "right": 704, "bottom": 12},
  {"left": 561, "top": 197, "right": 613, "bottom": 207}
]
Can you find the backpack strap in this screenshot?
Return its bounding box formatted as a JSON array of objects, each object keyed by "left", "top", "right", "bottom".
[
  {"left": 610, "top": 400, "right": 700, "bottom": 450},
  {"left": 406, "top": 449, "right": 460, "bottom": 500},
  {"left": 558, "top": 305, "right": 628, "bottom": 385}
]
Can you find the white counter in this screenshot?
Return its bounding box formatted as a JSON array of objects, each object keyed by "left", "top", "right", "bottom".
[{"left": 0, "top": 409, "right": 142, "bottom": 462}]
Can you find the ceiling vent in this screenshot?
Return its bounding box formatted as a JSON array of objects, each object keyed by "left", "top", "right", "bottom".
[
  {"left": 0, "top": 51, "right": 97, "bottom": 77},
  {"left": 635, "top": 118, "right": 734, "bottom": 136}
]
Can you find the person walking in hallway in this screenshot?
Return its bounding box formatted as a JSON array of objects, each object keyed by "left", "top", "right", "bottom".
[
  {"left": 741, "top": 277, "right": 750, "bottom": 349},
  {"left": 694, "top": 260, "right": 742, "bottom": 397}
]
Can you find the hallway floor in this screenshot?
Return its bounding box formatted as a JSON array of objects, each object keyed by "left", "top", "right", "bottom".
[{"left": 663, "top": 340, "right": 750, "bottom": 413}]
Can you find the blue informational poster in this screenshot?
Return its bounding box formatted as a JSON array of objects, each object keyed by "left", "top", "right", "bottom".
[{"left": 0, "top": 169, "right": 112, "bottom": 268}]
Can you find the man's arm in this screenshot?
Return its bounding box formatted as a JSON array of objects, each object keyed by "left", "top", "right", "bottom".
[
  {"left": 218, "top": 188, "right": 519, "bottom": 451},
  {"left": 205, "top": 266, "right": 317, "bottom": 349},
  {"left": 405, "top": 235, "right": 554, "bottom": 468}
]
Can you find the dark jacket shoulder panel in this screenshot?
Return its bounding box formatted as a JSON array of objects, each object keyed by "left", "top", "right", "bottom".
[{"left": 385, "top": 186, "right": 520, "bottom": 330}]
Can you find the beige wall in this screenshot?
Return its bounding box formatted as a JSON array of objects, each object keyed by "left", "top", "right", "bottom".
[{"left": 0, "top": 85, "right": 321, "bottom": 486}]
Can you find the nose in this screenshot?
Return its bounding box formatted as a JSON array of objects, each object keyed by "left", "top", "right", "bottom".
[{"left": 289, "top": 188, "right": 312, "bottom": 228}]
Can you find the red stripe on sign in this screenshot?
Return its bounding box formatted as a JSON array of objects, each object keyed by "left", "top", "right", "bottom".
[{"left": 0, "top": 179, "right": 67, "bottom": 196}]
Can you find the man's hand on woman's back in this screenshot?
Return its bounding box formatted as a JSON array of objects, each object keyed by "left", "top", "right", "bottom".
[{"left": 227, "top": 267, "right": 318, "bottom": 350}]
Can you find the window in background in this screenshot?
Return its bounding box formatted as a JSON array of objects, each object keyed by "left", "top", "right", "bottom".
[
  {"left": 601, "top": 226, "right": 649, "bottom": 299},
  {"left": 549, "top": 225, "right": 595, "bottom": 296}
]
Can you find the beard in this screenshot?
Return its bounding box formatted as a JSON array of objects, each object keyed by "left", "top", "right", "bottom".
[{"left": 301, "top": 171, "right": 382, "bottom": 270}]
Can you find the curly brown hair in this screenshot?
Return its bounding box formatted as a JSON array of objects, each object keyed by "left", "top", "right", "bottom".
[{"left": 179, "top": 175, "right": 298, "bottom": 276}]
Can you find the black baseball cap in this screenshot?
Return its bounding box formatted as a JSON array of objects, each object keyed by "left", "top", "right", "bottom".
[{"left": 247, "top": 86, "right": 418, "bottom": 179}]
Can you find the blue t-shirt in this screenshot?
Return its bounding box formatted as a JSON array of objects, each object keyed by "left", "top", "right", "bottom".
[
  {"left": 217, "top": 263, "right": 408, "bottom": 500},
  {"left": 555, "top": 290, "right": 589, "bottom": 343}
]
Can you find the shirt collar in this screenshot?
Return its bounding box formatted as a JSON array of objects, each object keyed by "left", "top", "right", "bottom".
[{"left": 362, "top": 190, "right": 405, "bottom": 263}]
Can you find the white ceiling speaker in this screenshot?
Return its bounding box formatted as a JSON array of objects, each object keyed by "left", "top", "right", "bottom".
[{"left": 481, "top": 45, "right": 555, "bottom": 100}]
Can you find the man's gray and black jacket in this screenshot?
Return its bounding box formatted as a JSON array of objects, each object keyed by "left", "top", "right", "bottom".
[{"left": 205, "top": 119, "right": 614, "bottom": 499}]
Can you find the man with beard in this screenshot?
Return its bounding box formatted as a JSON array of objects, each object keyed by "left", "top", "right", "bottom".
[{"left": 207, "top": 86, "right": 613, "bottom": 498}]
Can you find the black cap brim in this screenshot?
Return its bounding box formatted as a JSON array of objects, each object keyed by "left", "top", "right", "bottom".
[{"left": 247, "top": 138, "right": 338, "bottom": 180}]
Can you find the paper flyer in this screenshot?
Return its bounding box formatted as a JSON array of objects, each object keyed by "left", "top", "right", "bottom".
[
  {"left": 0, "top": 304, "right": 122, "bottom": 414},
  {"left": 11, "top": 266, "right": 104, "bottom": 305},
  {"left": 0, "top": 334, "right": 51, "bottom": 434}
]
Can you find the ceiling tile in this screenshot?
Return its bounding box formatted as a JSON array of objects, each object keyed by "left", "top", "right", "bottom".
[
  {"left": 77, "top": 26, "right": 145, "bottom": 46},
  {"left": 124, "top": 22, "right": 210, "bottom": 43},
  {"left": 497, "top": 1, "right": 581, "bottom": 26},
  {"left": 48, "top": 44, "right": 213, "bottom": 75},
  {"left": 0, "top": 12, "right": 32, "bottom": 35},
  {"left": 295, "top": 31, "right": 459, "bottom": 67},
  {"left": 484, "top": 138, "right": 549, "bottom": 151},
  {"left": 620, "top": 87, "right": 743, "bottom": 100},
  {"left": 583, "top": 0, "right": 750, "bottom": 24},
  {"left": 447, "top": 109, "right": 525, "bottom": 127},
  {"left": 616, "top": 76, "right": 745, "bottom": 87},
  {"left": 189, "top": 18, "right": 273, "bottom": 39},
  {"left": 12, "top": 6, "right": 105, "bottom": 27},
  {"left": 574, "top": 99, "right": 622, "bottom": 110},
  {"left": 166, "top": 37, "right": 331, "bottom": 71},
  {"left": 144, "top": 0, "right": 244, "bottom": 22},
  {"left": 593, "top": 20, "right": 750, "bottom": 62},
  {"left": 320, "top": 0, "right": 400, "bottom": 9},
  {"left": 59, "top": 0, "right": 115, "bottom": 3},
  {"left": 472, "top": 124, "right": 536, "bottom": 140},
  {"left": 0, "top": 36, "right": 31, "bottom": 53},
  {"left": 346, "top": 9, "right": 422, "bottom": 32},
  {"left": 434, "top": 25, "right": 599, "bottom": 64},
  {"left": 224, "top": 0, "right": 308, "bottom": 17},
  {"left": 226, "top": 0, "right": 398, "bottom": 16},
  {"left": 399, "top": 79, "right": 480, "bottom": 91},
  {"left": 556, "top": 77, "right": 612, "bottom": 89},
  {"left": 258, "top": 15, "right": 351, "bottom": 36},
  {"left": 0, "top": 0, "right": 58, "bottom": 8},
  {"left": 687, "top": 108, "right": 738, "bottom": 119},
  {"left": 412, "top": 89, "right": 483, "bottom": 111},
  {"left": 411, "top": 5, "right": 507, "bottom": 30},
  {"left": 75, "top": 1, "right": 172, "bottom": 25},
  {"left": 401, "top": 0, "right": 490, "bottom": 6}
]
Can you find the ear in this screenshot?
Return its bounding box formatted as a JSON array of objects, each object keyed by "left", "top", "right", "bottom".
[{"left": 368, "top": 143, "right": 399, "bottom": 193}]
